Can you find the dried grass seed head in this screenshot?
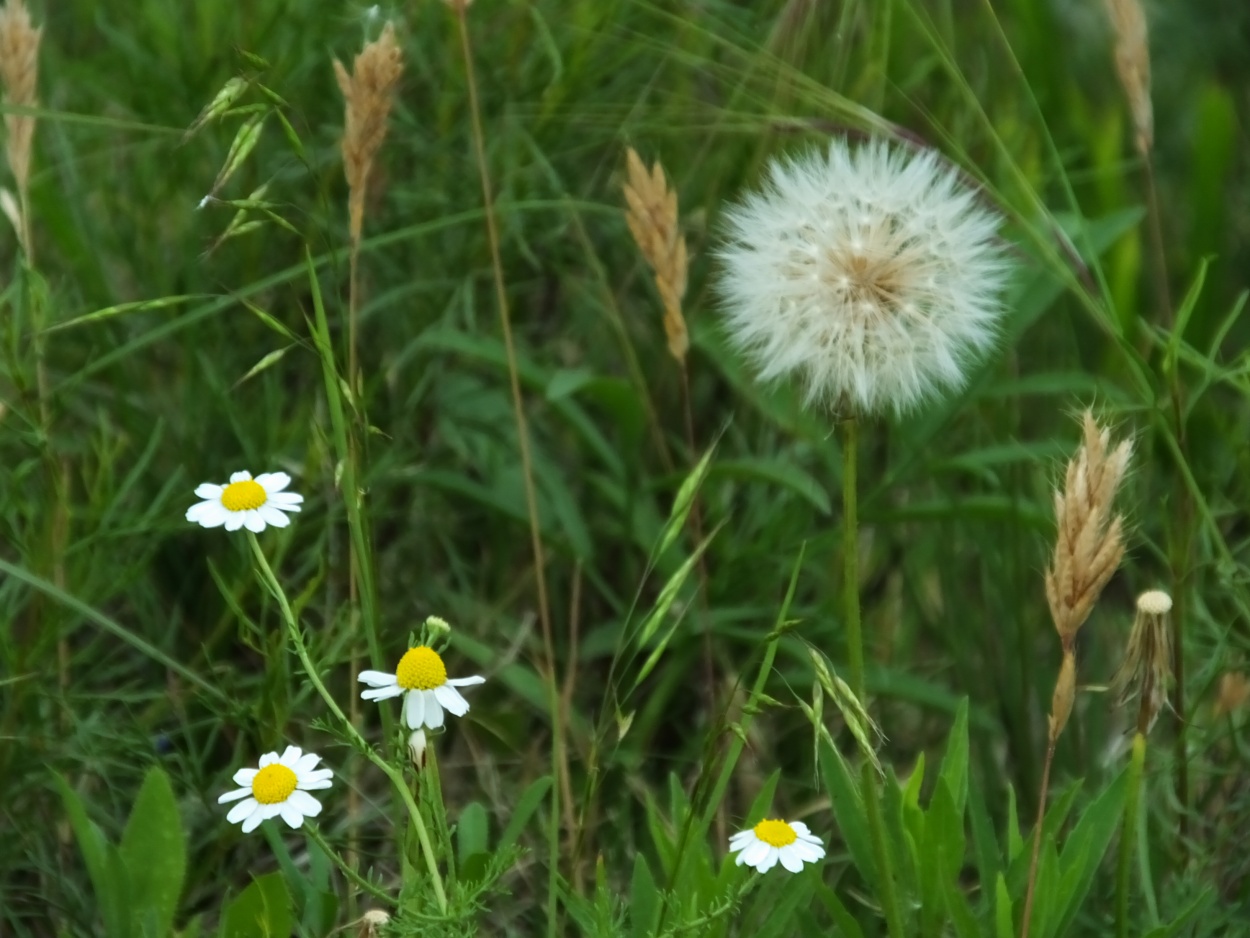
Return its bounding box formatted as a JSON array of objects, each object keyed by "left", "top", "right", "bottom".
[
  {"left": 716, "top": 138, "right": 1011, "bottom": 416},
  {"left": 0, "top": 0, "right": 40, "bottom": 234},
  {"left": 1044, "top": 410, "right": 1132, "bottom": 643},
  {"left": 335, "top": 21, "right": 403, "bottom": 239},
  {"left": 623, "top": 147, "right": 689, "bottom": 362},
  {"left": 1102, "top": 0, "right": 1152, "bottom": 155}
]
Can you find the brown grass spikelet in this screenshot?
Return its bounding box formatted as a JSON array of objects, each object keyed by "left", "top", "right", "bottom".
[
  {"left": 1214, "top": 672, "right": 1250, "bottom": 720},
  {"left": 1049, "top": 651, "right": 1077, "bottom": 741},
  {"left": 1103, "top": 0, "right": 1152, "bottom": 155},
  {"left": 1045, "top": 410, "right": 1133, "bottom": 647},
  {"left": 623, "top": 147, "right": 690, "bottom": 364},
  {"left": 0, "top": 0, "right": 41, "bottom": 257},
  {"left": 334, "top": 22, "right": 403, "bottom": 243},
  {"left": 1111, "top": 589, "right": 1173, "bottom": 734}
]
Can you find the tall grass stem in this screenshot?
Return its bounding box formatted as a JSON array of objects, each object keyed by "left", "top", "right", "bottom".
[{"left": 1116, "top": 732, "right": 1147, "bottom": 938}]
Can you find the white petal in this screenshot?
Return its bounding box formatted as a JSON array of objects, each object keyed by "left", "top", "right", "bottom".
[
  {"left": 243, "top": 510, "right": 267, "bottom": 533},
  {"left": 224, "top": 512, "right": 246, "bottom": 531},
  {"left": 241, "top": 809, "right": 266, "bottom": 833},
  {"left": 796, "top": 830, "right": 825, "bottom": 847},
  {"left": 293, "top": 752, "right": 320, "bottom": 775},
  {"left": 739, "top": 840, "right": 769, "bottom": 869},
  {"left": 194, "top": 483, "right": 223, "bottom": 499},
  {"left": 280, "top": 801, "right": 306, "bottom": 828},
  {"left": 279, "top": 746, "right": 302, "bottom": 766},
  {"left": 790, "top": 840, "right": 826, "bottom": 862},
  {"left": 232, "top": 767, "right": 258, "bottom": 787},
  {"left": 287, "top": 789, "right": 322, "bottom": 817},
  {"left": 757, "top": 847, "right": 780, "bottom": 873},
  {"left": 433, "top": 684, "right": 469, "bottom": 718},
  {"left": 779, "top": 846, "right": 807, "bottom": 873},
  {"left": 186, "top": 501, "right": 227, "bottom": 527},
  {"left": 218, "top": 787, "right": 251, "bottom": 804},
  {"left": 259, "top": 504, "right": 290, "bottom": 528},
  {"left": 229, "top": 471, "right": 253, "bottom": 483},
  {"left": 298, "top": 769, "right": 333, "bottom": 790},
  {"left": 788, "top": 821, "right": 811, "bottom": 836},
  {"left": 258, "top": 751, "right": 280, "bottom": 767},
  {"left": 267, "top": 491, "right": 303, "bottom": 508},
  {"left": 362, "top": 685, "right": 405, "bottom": 701},
  {"left": 728, "top": 830, "right": 755, "bottom": 847},
  {"left": 227, "top": 798, "right": 259, "bottom": 824},
  {"left": 446, "top": 675, "right": 486, "bottom": 687},
  {"left": 405, "top": 689, "right": 425, "bottom": 728},
  {"left": 358, "top": 671, "right": 398, "bottom": 688},
  {"left": 255, "top": 472, "right": 291, "bottom": 492},
  {"left": 424, "top": 693, "right": 445, "bottom": 730}
]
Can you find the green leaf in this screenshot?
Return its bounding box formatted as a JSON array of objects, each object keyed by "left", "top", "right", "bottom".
[
  {"left": 54, "top": 772, "right": 129, "bottom": 938},
  {"left": 818, "top": 741, "right": 876, "bottom": 891},
  {"left": 497, "top": 775, "right": 552, "bottom": 853},
  {"left": 120, "top": 767, "right": 187, "bottom": 938},
  {"left": 815, "top": 883, "right": 864, "bottom": 938},
  {"left": 1051, "top": 769, "right": 1129, "bottom": 937},
  {"left": 629, "top": 853, "right": 659, "bottom": 938},
  {"left": 995, "top": 873, "right": 1014, "bottom": 938},
  {"left": 937, "top": 698, "right": 970, "bottom": 813},
  {"left": 708, "top": 457, "right": 831, "bottom": 515},
  {"left": 218, "top": 872, "right": 293, "bottom": 938},
  {"left": 457, "top": 801, "right": 489, "bottom": 862}
]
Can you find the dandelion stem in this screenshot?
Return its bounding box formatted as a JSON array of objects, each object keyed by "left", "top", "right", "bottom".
[
  {"left": 246, "top": 534, "right": 448, "bottom": 914},
  {"left": 841, "top": 415, "right": 865, "bottom": 701},
  {"left": 304, "top": 824, "right": 396, "bottom": 907},
  {"left": 1116, "top": 733, "right": 1147, "bottom": 938}
]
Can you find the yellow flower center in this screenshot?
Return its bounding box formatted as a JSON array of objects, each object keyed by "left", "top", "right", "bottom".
[
  {"left": 395, "top": 646, "right": 447, "bottom": 690},
  {"left": 753, "top": 819, "right": 797, "bottom": 847},
  {"left": 251, "top": 764, "right": 297, "bottom": 805},
  {"left": 221, "top": 479, "right": 267, "bottom": 512}
]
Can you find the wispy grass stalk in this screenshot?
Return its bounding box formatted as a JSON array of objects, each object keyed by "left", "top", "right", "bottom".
[{"left": 450, "top": 4, "right": 562, "bottom": 933}]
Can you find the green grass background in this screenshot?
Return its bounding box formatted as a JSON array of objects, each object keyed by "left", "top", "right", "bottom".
[{"left": 2, "top": 0, "right": 1249, "bottom": 933}]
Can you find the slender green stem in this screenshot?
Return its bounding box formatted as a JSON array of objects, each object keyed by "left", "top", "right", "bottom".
[
  {"left": 841, "top": 416, "right": 864, "bottom": 701},
  {"left": 246, "top": 534, "right": 448, "bottom": 914},
  {"left": 1116, "top": 733, "right": 1147, "bottom": 938},
  {"left": 453, "top": 7, "right": 560, "bottom": 934},
  {"left": 304, "top": 824, "right": 395, "bottom": 907}
]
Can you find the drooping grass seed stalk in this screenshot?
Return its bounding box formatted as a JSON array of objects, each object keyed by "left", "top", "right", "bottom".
[
  {"left": 247, "top": 533, "right": 447, "bottom": 915},
  {"left": 451, "top": 5, "right": 561, "bottom": 934}
]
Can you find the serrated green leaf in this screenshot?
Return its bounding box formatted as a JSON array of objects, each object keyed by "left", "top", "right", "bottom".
[
  {"left": 120, "top": 767, "right": 186, "bottom": 938},
  {"left": 818, "top": 741, "right": 876, "bottom": 890}
]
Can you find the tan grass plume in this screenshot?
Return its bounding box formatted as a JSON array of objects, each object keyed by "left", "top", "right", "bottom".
[
  {"left": 1111, "top": 589, "right": 1173, "bottom": 734},
  {"left": 334, "top": 22, "right": 403, "bottom": 245},
  {"left": 1103, "top": 0, "right": 1152, "bottom": 156},
  {"left": 1044, "top": 410, "right": 1132, "bottom": 739},
  {"left": 623, "top": 147, "right": 689, "bottom": 364},
  {"left": 0, "top": 0, "right": 41, "bottom": 258}
]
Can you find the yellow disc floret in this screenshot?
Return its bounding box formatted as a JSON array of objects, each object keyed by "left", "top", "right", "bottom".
[
  {"left": 222, "top": 479, "right": 267, "bottom": 512},
  {"left": 753, "top": 819, "right": 797, "bottom": 847},
  {"left": 395, "top": 646, "right": 448, "bottom": 690},
  {"left": 251, "top": 764, "right": 298, "bottom": 805}
]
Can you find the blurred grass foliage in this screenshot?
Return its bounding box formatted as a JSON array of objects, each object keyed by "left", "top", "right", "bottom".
[{"left": 2, "top": 0, "right": 1249, "bottom": 934}]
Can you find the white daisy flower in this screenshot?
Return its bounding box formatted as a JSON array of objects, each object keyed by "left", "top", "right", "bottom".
[
  {"left": 359, "top": 646, "right": 485, "bottom": 731},
  {"left": 717, "top": 138, "right": 1011, "bottom": 415},
  {"left": 729, "top": 818, "right": 826, "bottom": 874},
  {"left": 218, "top": 746, "right": 333, "bottom": 834},
  {"left": 186, "top": 470, "right": 303, "bottom": 532}
]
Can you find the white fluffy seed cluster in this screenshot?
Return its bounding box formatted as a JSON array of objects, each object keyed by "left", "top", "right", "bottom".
[{"left": 717, "top": 139, "right": 1011, "bottom": 415}]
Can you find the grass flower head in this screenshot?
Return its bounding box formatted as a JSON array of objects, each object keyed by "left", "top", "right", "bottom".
[
  {"left": 218, "top": 746, "right": 332, "bottom": 833},
  {"left": 729, "top": 818, "right": 825, "bottom": 873},
  {"left": 717, "top": 138, "right": 1010, "bottom": 415},
  {"left": 359, "top": 645, "right": 484, "bottom": 730},
  {"left": 186, "top": 470, "right": 303, "bottom": 532}
]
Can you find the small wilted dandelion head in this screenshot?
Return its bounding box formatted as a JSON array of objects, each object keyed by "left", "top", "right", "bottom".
[
  {"left": 717, "top": 138, "right": 1011, "bottom": 416},
  {"left": 1111, "top": 589, "right": 1173, "bottom": 734}
]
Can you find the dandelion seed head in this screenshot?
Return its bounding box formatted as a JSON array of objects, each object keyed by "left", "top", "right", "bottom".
[
  {"left": 1136, "top": 590, "right": 1172, "bottom": 616},
  {"left": 717, "top": 139, "right": 1011, "bottom": 415}
]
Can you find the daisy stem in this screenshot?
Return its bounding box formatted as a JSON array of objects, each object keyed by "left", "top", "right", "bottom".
[
  {"left": 304, "top": 824, "right": 396, "bottom": 908},
  {"left": 246, "top": 534, "right": 450, "bottom": 914}
]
